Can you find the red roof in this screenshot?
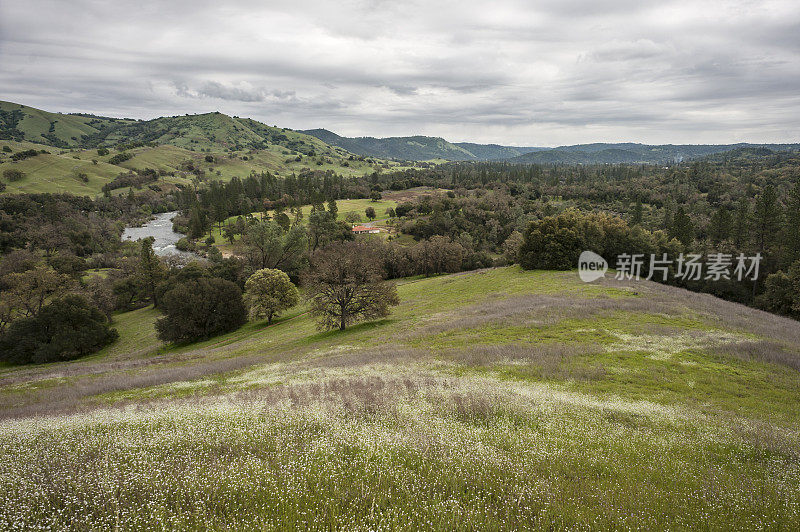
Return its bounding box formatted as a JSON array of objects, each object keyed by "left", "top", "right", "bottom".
[{"left": 351, "top": 225, "right": 374, "bottom": 231}]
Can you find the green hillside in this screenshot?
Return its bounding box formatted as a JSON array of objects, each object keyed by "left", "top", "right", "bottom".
[
  {"left": 453, "top": 141, "right": 544, "bottom": 160},
  {"left": 1, "top": 267, "right": 799, "bottom": 529},
  {"left": 303, "top": 129, "right": 479, "bottom": 160},
  {"left": 0, "top": 102, "right": 421, "bottom": 195},
  {"left": 0, "top": 100, "right": 135, "bottom": 148}
]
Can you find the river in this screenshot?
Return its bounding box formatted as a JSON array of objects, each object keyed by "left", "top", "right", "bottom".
[{"left": 121, "top": 211, "right": 195, "bottom": 258}]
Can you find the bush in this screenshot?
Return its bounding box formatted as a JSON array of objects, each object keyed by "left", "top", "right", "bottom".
[
  {"left": 108, "top": 152, "right": 133, "bottom": 165},
  {"left": 155, "top": 277, "right": 247, "bottom": 343},
  {"left": 175, "top": 237, "right": 196, "bottom": 252},
  {"left": 97, "top": 147, "right": 109, "bottom": 156},
  {"left": 0, "top": 295, "right": 118, "bottom": 364},
  {"left": 47, "top": 253, "right": 88, "bottom": 276},
  {"left": 756, "top": 271, "right": 795, "bottom": 316},
  {"left": 3, "top": 168, "right": 25, "bottom": 182},
  {"left": 394, "top": 202, "right": 414, "bottom": 217},
  {"left": 10, "top": 149, "right": 41, "bottom": 162}
]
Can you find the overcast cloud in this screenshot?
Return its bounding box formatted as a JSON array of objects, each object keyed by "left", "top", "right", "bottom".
[{"left": 1, "top": 0, "right": 798, "bottom": 145}]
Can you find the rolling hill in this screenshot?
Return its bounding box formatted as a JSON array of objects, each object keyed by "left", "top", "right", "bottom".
[
  {"left": 302, "top": 128, "right": 544, "bottom": 160},
  {"left": 0, "top": 100, "right": 136, "bottom": 148},
  {"left": 1, "top": 267, "right": 799, "bottom": 528},
  {"left": 302, "top": 129, "right": 481, "bottom": 161},
  {"left": 302, "top": 127, "right": 800, "bottom": 163},
  {"left": 0, "top": 101, "right": 420, "bottom": 194},
  {"left": 507, "top": 142, "right": 800, "bottom": 164},
  {"left": 1, "top": 100, "right": 343, "bottom": 155}
]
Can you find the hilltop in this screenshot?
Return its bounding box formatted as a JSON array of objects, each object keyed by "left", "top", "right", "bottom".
[{"left": 1, "top": 267, "right": 799, "bottom": 528}]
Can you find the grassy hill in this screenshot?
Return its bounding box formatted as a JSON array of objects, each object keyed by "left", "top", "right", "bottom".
[
  {"left": 1, "top": 267, "right": 798, "bottom": 529},
  {"left": 0, "top": 101, "right": 136, "bottom": 148},
  {"left": 0, "top": 102, "right": 421, "bottom": 195}
]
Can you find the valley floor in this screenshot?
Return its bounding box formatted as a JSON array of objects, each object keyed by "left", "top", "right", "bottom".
[{"left": 1, "top": 267, "right": 799, "bottom": 529}]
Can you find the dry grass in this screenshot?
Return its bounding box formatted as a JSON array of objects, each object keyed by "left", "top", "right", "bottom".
[
  {"left": 439, "top": 343, "right": 607, "bottom": 381},
  {"left": 711, "top": 340, "right": 800, "bottom": 371}
]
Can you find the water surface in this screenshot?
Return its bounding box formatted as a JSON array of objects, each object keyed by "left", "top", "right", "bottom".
[{"left": 121, "top": 211, "right": 194, "bottom": 258}]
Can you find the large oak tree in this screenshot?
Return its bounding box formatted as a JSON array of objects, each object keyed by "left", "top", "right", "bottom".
[{"left": 304, "top": 242, "right": 399, "bottom": 330}]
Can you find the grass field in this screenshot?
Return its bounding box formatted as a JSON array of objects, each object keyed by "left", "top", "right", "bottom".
[
  {"left": 1, "top": 267, "right": 799, "bottom": 529},
  {"left": 0, "top": 141, "right": 419, "bottom": 196},
  {"left": 206, "top": 188, "right": 445, "bottom": 246}
]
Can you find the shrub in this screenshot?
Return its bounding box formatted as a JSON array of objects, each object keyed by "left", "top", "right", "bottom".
[
  {"left": 156, "top": 277, "right": 247, "bottom": 343},
  {"left": 3, "top": 168, "right": 25, "bottom": 182},
  {"left": 47, "top": 253, "right": 88, "bottom": 276},
  {"left": 108, "top": 152, "right": 133, "bottom": 165},
  {"left": 0, "top": 295, "right": 118, "bottom": 364},
  {"left": 10, "top": 149, "right": 41, "bottom": 162},
  {"left": 175, "top": 237, "right": 196, "bottom": 252}
]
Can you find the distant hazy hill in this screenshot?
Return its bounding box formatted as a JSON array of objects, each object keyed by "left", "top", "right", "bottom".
[
  {"left": 302, "top": 129, "right": 547, "bottom": 160},
  {"left": 302, "top": 129, "right": 481, "bottom": 161},
  {"left": 452, "top": 142, "right": 544, "bottom": 160},
  {"left": 508, "top": 143, "right": 800, "bottom": 164},
  {"left": 302, "top": 128, "right": 800, "bottom": 163}
]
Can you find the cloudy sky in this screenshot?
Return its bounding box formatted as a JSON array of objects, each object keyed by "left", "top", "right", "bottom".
[{"left": 1, "top": 0, "right": 798, "bottom": 146}]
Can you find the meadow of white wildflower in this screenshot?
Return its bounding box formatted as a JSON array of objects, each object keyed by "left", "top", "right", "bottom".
[{"left": 0, "top": 268, "right": 799, "bottom": 529}]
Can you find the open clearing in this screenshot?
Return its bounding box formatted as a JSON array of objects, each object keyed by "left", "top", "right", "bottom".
[{"left": 1, "top": 267, "right": 799, "bottom": 529}]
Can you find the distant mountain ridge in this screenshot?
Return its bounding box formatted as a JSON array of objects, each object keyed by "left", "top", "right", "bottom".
[
  {"left": 301, "top": 128, "right": 542, "bottom": 161},
  {"left": 507, "top": 143, "right": 800, "bottom": 165},
  {"left": 302, "top": 128, "right": 800, "bottom": 163},
  {"left": 301, "top": 129, "right": 480, "bottom": 161},
  {"left": 4, "top": 100, "right": 798, "bottom": 164}
]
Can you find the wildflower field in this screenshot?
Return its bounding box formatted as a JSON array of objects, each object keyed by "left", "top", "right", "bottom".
[{"left": 1, "top": 268, "right": 799, "bottom": 529}]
